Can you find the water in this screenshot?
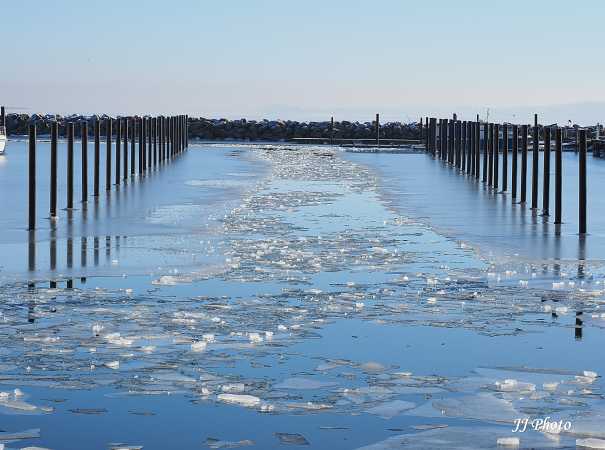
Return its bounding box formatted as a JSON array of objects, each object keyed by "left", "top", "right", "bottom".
[{"left": 0, "top": 140, "right": 604, "bottom": 449}]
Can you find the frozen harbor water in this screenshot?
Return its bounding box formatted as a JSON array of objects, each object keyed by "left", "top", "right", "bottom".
[{"left": 0, "top": 142, "right": 604, "bottom": 449}]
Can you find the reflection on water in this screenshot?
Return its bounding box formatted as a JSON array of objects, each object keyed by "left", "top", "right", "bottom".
[{"left": 347, "top": 151, "right": 605, "bottom": 260}]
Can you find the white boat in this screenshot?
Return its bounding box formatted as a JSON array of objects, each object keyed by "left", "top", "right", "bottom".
[{"left": 0, "top": 106, "right": 5, "bottom": 154}]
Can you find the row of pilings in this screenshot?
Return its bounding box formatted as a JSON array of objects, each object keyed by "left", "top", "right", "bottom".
[
  {"left": 420, "top": 114, "right": 587, "bottom": 234},
  {"left": 28, "top": 115, "right": 189, "bottom": 230}
]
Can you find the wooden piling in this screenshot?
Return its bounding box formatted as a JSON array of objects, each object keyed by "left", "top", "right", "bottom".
[
  {"left": 28, "top": 124, "right": 36, "bottom": 230},
  {"left": 142, "top": 117, "right": 147, "bottom": 171},
  {"left": 555, "top": 127, "right": 562, "bottom": 225},
  {"left": 50, "top": 122, "right": 58, "bottom": 218},
  {"left": 521, "top": 124, "right": 528, "bottom": 203},
  {"left": 153, "top": 117, "right": 157, "bottom": 166},
  {"left": 466, "top": 121, "right": 472, "bottom": 173},
  {"left": 542, "top": 126, "right": 551, "bottom": 215},
  {"left": 81, "top": 121, "right": 88, "bottom": 202},
  {"left": 147, "top": 117, "right": 152, "bottom": 169},
  {"left": 455, "top": 121, "right": 461, "bottom": 168},
  {"left": 105, "top": 118, "right": 112, "bottom": 191},
  {"left": 94, "top": 120, "right": 100, "bottom": 197},
  {"left": 488, "top": 124, "right": 493, "bottom": 186},
  {"left": 67, "top": 122, "right": 74, "bottom": 209},
  {"left": 475, "top": 120, "right": 481, "bottom": 180},
  {"left": 138, "top": 117, "right": 143, "bottom": 175},
  {"left": 531, "top": 123, "right": 539, "bottom": 209},
  {"left": 493, "top": 124, "right": 499, "bottom": 190},
  {"left": 130, "top": 118, "right": 136, "bottom": 176},
  {"left": 502, "top": 124, "right": 508, "bottom": 192},
  {"left": 512, "top": 125, "right": 518, "bottom": 199},
  {"left": 115, "top": 119, "right": 121, "bottom": 185},
  {"left": 482, "top": 123, "right": 489, "bottom": 183},
  {"left": 123, "top": 118, "right": 128, "bottom": 180},
  {"left": 579, "top": 129, "right": 587, "bottom": 234}
]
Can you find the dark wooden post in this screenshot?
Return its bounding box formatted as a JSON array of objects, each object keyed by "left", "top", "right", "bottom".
[
  {"left": 555, "top": 127, "right": 562, "bottom": 225},
  {"left": 123, "top": 118, "right": 128, "bottom": 181},
  {"left": 153, "top": 117, "right": 157, "bottom": 166},
  {"left": 579, "top": 129, "right": 587, "bottom": 234},
  {"left": 142, "top": 117, "right": 147, "bottom": 171},
  {"left": 456, "top": 121, "right": 462, "bottom": 169},
  {"left": 138, "top": 117, "right": 143, "bottom": 175},
  {"left": 94, "top": 119, "right": 100, "bottom": 197},
  {"left": 511, "top": 125, "right": 518, "bottom": 200},
  {"left": 488, "top": 123, "right": 494, "bottom": 186},
  {"left": 28, "top": 124, "right": 36, "bottom": 230},
  {"left": 50, "top": 122, "right": 58, "bottom": 218},
  {"left": 449, "top": 120, "right": 455, "bottom": 164},
  {"left": 67, "top": 122, "right": 74, "bottom": 209},
  {"left": 493, "top": 124, "right": 499, "bottom": 190},
  {"left": 330, "top": 116, "right": 334, "bottom": 145},
  {"left": 130, "top": 118, "right": 136, "bottom": 176},
  {"left": 375, "top": 113, "right": 380, "bottom": 148},
  {"left": 466, "top": 121, "right": 472, "bottom": 173},
  {"left": 532, "top": 116, "right": 539, "bottom": 209},
  {"left": 115, "top": 118, "right": 121, "bottom": 185},
  {"left": 521, "top": 125, "right": 528, "bottom": 203},
  {"left": 483, "top": 123, "right": 489, "bottom": 183},
  {"left": 147, "top": 117, "right": 152, "bottom": 169},
  {"left": 81, "top": 121, "right": 88, "bottom": 202},
  {"left": 475, "top": 120, "right": 481, "bottom": 179},
  {"left": 502, "top": 124, "right": 508, "bottom": 192},
  {"left": 542, "top": 126, "right": 551, "bottom": 215},
  {"left": 105, "top": 118, "right": 112, "bottom": 191}
]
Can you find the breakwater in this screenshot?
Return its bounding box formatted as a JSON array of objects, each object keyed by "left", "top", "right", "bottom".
[{"left": 3, "top": 113, "right": 420, "bottom": 141}]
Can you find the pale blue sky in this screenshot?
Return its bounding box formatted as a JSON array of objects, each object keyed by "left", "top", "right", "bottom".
[{"left": 2, "top": 0, "right": 604, "bottom": 124}]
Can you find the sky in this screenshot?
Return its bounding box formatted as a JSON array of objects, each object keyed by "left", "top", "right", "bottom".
[{"left": 1, "top": 0, "right": 604, "bottom": 125}]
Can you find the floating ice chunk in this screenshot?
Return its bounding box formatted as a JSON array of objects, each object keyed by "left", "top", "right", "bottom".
[
  {"left": 217, "top": 394, "right": 261, "bottom": 408},
  {"left": 105, "top": 361, "right": 120, "bottom": 370},
  {"left": 555, "top": 306, "right": 568, "bottom": 314},
  {"left": 277, "top": 325, "right": 288, "bottom": 331},
  {"left": 365, "top": 400, "right": 416, "bottom": 419},
  {"left": 191, "top": 341, "right": 207, "bottom": 352},
  {"left": 496, "top": 437, "right": 519, "bottom": 447},
  {"left": 361, "top": 362, "right": 386, "bottom": 373},
  {"left": 248, "top": 333, "right": 263, "bottom": 344},
  {"left": 264, "top": 331, "right": 273, "bottom": 340},
  {"left": 432, "top": 393, "right": 523, "bottom": 422},
  {"left": 104, "top": 333, "right": 134, "bottom": 347},
  {"left": 152, "top": 275, "right": 179, "bottom": 285},
  {"left": 202, "top": 334, "right": 216, "bottom": 343},
  {"left": 0, "top": 428, "right": 40, "bottom": 441},
  {"left": 427, "top": 297, "right": 437, "bottom": 304},
  {"left": 141, "top": 346, "right": 155, "bottom": 353},
  {"left": 584, "top": 371, "right": 598, "bottom": 379},
  {"left": 205, "top": 437, "right": 255, "bottom": 448},
  {"left": 274, "top": 433, "right": 309, "bottom": 445},
  {"left": 286, "top": 402, "right": 332, "bottom": 411},
  {"left": 13, "top": 389, "right": 24, "bottom": 397},
  {"left": 552, "top": 282, "right": 565, "bottom": 289},
  {"left": 543, "top": 305, "right": 552, "bottom": 312},
  {"left": 274, "top": 377, "right": 337, "bottom": 390},
  {"left": 221, "top": 383, "right": 245, "bottom": 393},
  {"left": 543, "top": 382, "right": 559, "bottom": 391},
  {"left": 494, "top": 379, "right": 535, "bottom": 392},
  {"left": 577, "top": 438, "right": 605, "bottom": 449},
  {"left": 92, "top": 323, "right": 104, "bottom": 336},
  {"left": 519, "top": 280, "right": 528, "bottom": 287}
]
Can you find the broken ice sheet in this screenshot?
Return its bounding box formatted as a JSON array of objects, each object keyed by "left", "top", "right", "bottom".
[
  {"left": 0, "top": 428, "right": 40, "bottom": 443},
  {"left": 274, "top": 433, "right": 309, "bottom": 445},
  {"left": 355, "top": 426, "right": 574, "bottom": 450},
  {"left": 205, "top": 437, "right": 255, "bottom": 449},
  {"left": 274, "top": 377, "right": 338, "bottom": 390},
  {"left": 364, "top": 399, "right": 416, "bottom": 419},
  {"left": 427, "top": 393, "right": 526, "bottom": 423}
]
